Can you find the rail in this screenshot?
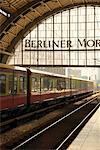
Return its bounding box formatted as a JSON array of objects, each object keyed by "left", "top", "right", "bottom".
[
  {"left": 0, "top": 91, "right": 96, "bottom": 133},
  {"left": 12, "top": 93, "right": 99, "bottom": 150},
  {"left": 56, "top": 103, "right": 100, "bottom": 150}
]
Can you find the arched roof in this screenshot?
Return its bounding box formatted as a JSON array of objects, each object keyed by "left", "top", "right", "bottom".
[{"left": 0, "top": 0, "right": 100, "bottom": 63}]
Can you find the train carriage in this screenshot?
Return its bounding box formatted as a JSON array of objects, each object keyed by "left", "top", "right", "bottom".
[
  {"left": 0, "top": 64, "right": 27, "bottom": 110},
  {"left": 0, "top": 64, "right": 94, "bottom": 113}
]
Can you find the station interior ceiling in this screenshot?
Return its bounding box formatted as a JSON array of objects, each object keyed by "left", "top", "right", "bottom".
[{"left": 0, "top": 0, "right": 100, "bottom": 64}]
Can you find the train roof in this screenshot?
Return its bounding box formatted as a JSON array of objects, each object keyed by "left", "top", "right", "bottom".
[
  {"left": 0, "top": 64, "right": 94, "bottom": 82},
  {"left": 70, "top": 76, "right": 93, "bottom": 82},
  {"left": 14, "top": 66, "right": 27, "bottom": 71},
  {"left": 29, "top": 68, "right": 65, "bottom": 78},
  {"left": 0, "top": 63, "right": 27, "bottom": 71},
  {"left": 29, "top": 68, "right": 93, "bottom": 82}
]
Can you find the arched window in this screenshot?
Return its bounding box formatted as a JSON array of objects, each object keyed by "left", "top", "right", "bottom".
[{"left": 9, "top": 6, "right": 100, "bottom": 67}]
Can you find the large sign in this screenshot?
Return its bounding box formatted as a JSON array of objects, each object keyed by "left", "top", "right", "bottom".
[{"left": 24, "top": 39, "right": 100, "bottom": 50}]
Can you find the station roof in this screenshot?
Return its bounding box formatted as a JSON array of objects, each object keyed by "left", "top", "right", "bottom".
[{"left": 0, "top": 0, "right": 100, "bottom": 63}]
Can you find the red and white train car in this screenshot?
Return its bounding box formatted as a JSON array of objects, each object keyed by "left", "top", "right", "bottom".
[{"left": 0, "top": 64, "right": 94, "bottom": 112}]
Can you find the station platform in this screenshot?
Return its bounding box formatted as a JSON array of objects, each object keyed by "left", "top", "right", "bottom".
[{"left": 68, "top": 106, "right": 100, "bottom": 150}]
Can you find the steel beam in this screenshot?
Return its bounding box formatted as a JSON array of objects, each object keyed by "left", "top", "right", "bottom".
[{"left": 0, "top": 0, "right": 50, "bottom": 39}]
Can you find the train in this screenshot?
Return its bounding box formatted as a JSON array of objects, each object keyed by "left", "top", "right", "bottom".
[{"left": 0, "top": 64, "right": 94, "bottom": 114}]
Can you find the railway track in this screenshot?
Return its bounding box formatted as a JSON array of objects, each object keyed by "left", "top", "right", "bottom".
[
  {"left": 0, "top": 91, "right": 95, "bottom": 133},
  {"left": 6, "top": 93, "right": 99, "bottom": 150}
]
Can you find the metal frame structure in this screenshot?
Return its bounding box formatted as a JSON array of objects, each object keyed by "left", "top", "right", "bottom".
[
  {"left": 9, "top": 6, "right": 100, "bottom": 67},
  {"left": 0, "top": 0, "right": 100, "bottom": 66}
]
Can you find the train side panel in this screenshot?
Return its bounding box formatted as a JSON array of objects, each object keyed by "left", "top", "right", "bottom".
[
  {"left": 0, "top": 64, "right": 95, "bottom": 112},
  {"left": 0, "top": 66, "right": 27, "bottom": 111}
]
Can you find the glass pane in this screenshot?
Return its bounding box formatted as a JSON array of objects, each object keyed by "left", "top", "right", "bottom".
[
  {"left": 19, "top": 76, "right": 27, "bottom": 94},
  {"left": 0, "top": 74, "right": 6, "bottom": 95}
]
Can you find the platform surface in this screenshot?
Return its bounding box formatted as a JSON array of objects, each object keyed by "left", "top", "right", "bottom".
[{"left": 68, "top": 106, "right": 100, "bottom": 150}]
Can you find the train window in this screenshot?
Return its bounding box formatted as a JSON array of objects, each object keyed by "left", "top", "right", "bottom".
[
  {"left": 66, "top": 79, "right": 69, "bottom": 89},
  {"left": 14, "top": 77, "right": 17, "bottom": 94},
  {"left": 57, "top": 79, "right": 65, "bottom": 90},
  {"left": 77, "top": 80, "right": 80, "bottom": 89},
  {"left": 40, "top": 77, "right": 44, "bottom": 92},
  {"left": 31, "top": 77, "right": 40, "bottom": 93},
  {"left": 19, "top": 76, "right": 27, "bottom": 94},
  {"left": 8, "top": 75, "right": 18, "bottom": 95},
  {"left": 71, "top": 79, "right": 74, "bottom": 89},
  {"left": 8, "top": 75, "right": 13, "bottom": 94},
  {"left": 40, "top": 77, "right": 53, "bottom": 92},
  {"left": 8, "top": 75, "right": 12, "bottom": 94},
  {"left": 53, "top": 78, "right": 57, "bottom": 91},
  {"left": 43, "top": 77, "right": 50, "bottom": 91},
  {"left": 36, "top": 77, "right": 40, "bottom": 92},
  {"left": 72, "top": 79, "right": 75, "bottom": 89},
  {"left": 49, "top": 78, "right": 53, "bottom": 91},
  {"left": 31, "top": 77, "right": 36, "bottom": 92},
  {"left": 83, "top": 82, "right": 86, "bottom": 88},
  {"left": 0, "top": 74, "right": 6, "bottom": 95}
]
